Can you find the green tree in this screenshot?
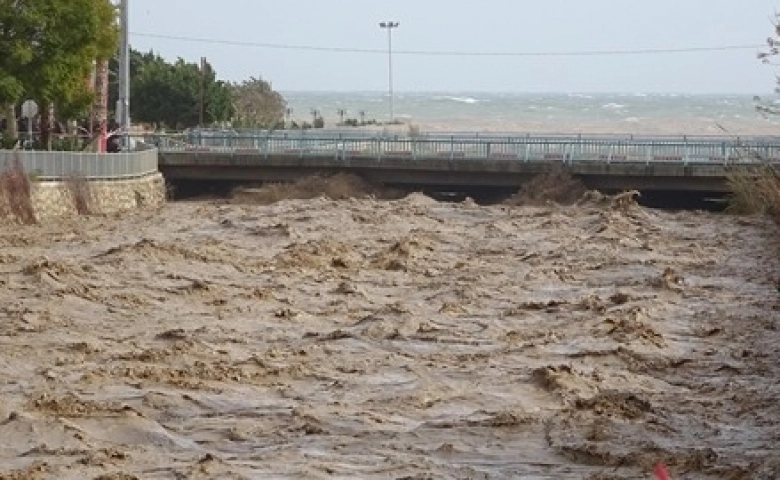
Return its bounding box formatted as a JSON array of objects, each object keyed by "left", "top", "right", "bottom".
[
  {"left": 108, "top": 48, "right": 151, "bottom": 121},
  {"left": 27, "top": 0, "right": 118, "bottom": 149},
  {"left": 2, "top": 0, "right": 118, "bottom": 149},
  {"left": 230, "top": 77, "right": 286, "bottom": 129},
  {"left": 0, "top": 0, "right": 38, "bottom": 141},
  {"left": 127, "top": 51, "right": 233, "bottom": 130}
]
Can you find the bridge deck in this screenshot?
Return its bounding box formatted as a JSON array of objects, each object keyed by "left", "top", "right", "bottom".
[{"left": 147, "top": 131, "right": 780, "bottom": 193}]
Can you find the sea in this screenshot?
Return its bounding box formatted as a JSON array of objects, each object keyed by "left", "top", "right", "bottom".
[{"left": 281, "top": 91, "right": 780, "bottom": 136}]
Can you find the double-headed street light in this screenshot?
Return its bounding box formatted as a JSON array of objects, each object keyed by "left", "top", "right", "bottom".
[{"left": 379, "top": 21, "right": 399, "bottom": 123}]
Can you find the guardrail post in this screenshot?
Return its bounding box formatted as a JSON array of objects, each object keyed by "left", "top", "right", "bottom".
[
  {"left": 646, "top": 143, "right": 652, "bottom": 166},
  {"left": 572, "top": 140, "right": 578, "bottom": 164},
  {"left": 524, "top": 134, "right": 530, "bottom": 163}
]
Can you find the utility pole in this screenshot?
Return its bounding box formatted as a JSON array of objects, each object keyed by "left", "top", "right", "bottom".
[
  {"left": 379, "top": 21, "right": 399, "bottom": 123},
  {"left": 117, "top": 0, "right": 130, "bottom": 146},
  {"left": 199, "top": 57, "right": 206, "bottom": 128}
]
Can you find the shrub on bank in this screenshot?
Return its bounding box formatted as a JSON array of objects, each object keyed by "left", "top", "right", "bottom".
[
  {"left": 64, "top": 173, "right": 94, "bottom": 215},
  {"left": 0, "top": 156, "right": 37, "bottom": 225},
  {"left": 726, "top": 165, "right": 780, "bottom": 222}
]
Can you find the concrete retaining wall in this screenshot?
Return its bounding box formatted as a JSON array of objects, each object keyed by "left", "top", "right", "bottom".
[{"left": 1, "top": 172, "right": 166, "bottom": 222}]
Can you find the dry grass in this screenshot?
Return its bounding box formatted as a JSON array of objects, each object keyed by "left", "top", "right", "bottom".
[
  {"left": 64, "top": 173, "right": 94, "bottom": 215},
  {"left": 504, "top": 166, "right": 587, "bottom": 206},
  {"left": 726, "top": 165, "right": 780, "bottom": 222},
  {"left": 165, "top": 181, "right": 176, "bottom": 202},
  {"left": 0, "top": 155, "right": 37, "bottom": 225}
]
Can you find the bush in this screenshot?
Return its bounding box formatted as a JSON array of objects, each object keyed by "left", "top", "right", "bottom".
[
  {"left": 1, "top": 135, "right": 18, "bottom": 149},
  {"left": 0, "top": 156, "right": 37, "bottom": 224},
  {"left": 50, "top": 137, "right": 83, "bottom": 151},
  {"left": 726, "top": 165, "right": 780, "bottom": 222},
  {"left": 64, "top": 173, "right": 94, "bottom": 215}
]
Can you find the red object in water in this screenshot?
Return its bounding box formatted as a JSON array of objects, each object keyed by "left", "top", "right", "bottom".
[{"left": 654, "top": 462, "right": 670, "bottom": 480}]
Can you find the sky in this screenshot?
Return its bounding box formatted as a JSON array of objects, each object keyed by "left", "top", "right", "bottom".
[{"left": 128, "top": 0, "right": 780, "bottom": 94}]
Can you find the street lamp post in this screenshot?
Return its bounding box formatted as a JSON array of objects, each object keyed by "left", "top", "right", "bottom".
[
  {"left": 117, "top": 0, "right": 130, "bottom": 147},
  {"left": 379, "top": 21, "right": 399, "bottom": 124}
]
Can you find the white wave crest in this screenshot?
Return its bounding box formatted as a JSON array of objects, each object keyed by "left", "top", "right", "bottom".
[{"left": 435, "top": 96, "right": 480, "bottom": 104}]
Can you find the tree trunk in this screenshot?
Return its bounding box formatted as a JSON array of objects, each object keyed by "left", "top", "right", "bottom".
[
  {"left": 3, "top": 103, "right": 18, "bottom": 142},
  {"left": 39, "top": 101, "right": 52, "bottom": 150}
]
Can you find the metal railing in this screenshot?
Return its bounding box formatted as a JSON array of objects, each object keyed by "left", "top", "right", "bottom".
[
  {"left": 149, "top": 131, "right": 780, "bottom": 166},
  {"left": 0, "top": 147, "right": 159, "bottom": 180}
]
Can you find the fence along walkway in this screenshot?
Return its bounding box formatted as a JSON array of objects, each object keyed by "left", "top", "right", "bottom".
[
  {"left": 152, "top": 131, "right": 780, "bottom": 166},
  {"left": 0, "top": 147, "right": 159, "bottom": 180}
]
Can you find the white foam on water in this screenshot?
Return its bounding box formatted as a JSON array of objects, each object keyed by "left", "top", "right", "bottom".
[
  {"left": 435, "top": 96, "right": 480, "bottom": 104},
  {"left": 280, "top": 92, "right": 775, "bottom": 135}
]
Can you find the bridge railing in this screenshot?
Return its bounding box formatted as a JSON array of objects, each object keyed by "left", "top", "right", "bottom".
[
  {"left": 148, "top": 132, "right": 780, "bottom": 166},
  {"left": 0, "top": 147, "right": 159, "bottom": 180}
]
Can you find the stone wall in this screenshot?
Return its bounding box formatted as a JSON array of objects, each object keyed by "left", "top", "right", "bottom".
[{"left": 29, "top": 172, "right": 166, "bottom": 221}]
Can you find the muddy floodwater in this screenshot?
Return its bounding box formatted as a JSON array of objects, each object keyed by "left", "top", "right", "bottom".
[{"left": 0, "top": 193, "right": 778, "bottom": 479}]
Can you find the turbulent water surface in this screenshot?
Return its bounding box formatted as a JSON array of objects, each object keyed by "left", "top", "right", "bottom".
[
  {"left": 283, "top": 91, "right": 780, "bottom": 135},
  {"left": 0, "top": 190, "right": 778, "bottom": 479}
]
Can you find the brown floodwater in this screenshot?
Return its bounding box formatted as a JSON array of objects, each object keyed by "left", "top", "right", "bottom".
[{"left": 0, "top": 190, "right": 778, "bottom": 479}]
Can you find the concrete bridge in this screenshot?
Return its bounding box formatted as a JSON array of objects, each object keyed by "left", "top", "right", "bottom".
[{"left": 151, "top": 131, "right": 780, "bottom": 194}]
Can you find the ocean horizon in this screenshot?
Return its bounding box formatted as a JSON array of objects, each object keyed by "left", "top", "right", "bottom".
[{"left": 280, "top": 91, "right": 780, "bottom": 136}]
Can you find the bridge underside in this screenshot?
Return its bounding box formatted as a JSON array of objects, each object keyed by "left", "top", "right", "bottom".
[{"left": 159, "top": 153, "right": 731, "bottom": 193}]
